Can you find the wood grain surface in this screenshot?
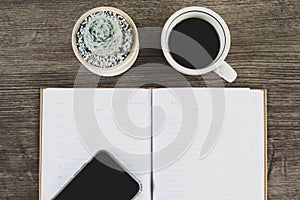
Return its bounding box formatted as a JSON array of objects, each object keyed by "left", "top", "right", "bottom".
[{"left": 0, "top": 0, "right": 299, "bottom": 199}]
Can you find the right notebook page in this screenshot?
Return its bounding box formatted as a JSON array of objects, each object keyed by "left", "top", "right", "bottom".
[{"left": 152, "top": 88, "right": 265, "bottom": 200}]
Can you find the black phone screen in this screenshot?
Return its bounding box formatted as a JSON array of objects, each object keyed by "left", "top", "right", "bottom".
[{"left": 53, "top": 151, "right": 141, "bottom": 200}]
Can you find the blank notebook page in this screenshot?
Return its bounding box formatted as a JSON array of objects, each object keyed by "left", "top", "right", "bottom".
[
  {"left": 152, "top": 88, "right": 265, "bottom": 200},
  {"left": 41, "top": 88, "right": 152, "bottom": 200},
  {"left": 41, "top": 88, "right": 265, "bottom": 200}
]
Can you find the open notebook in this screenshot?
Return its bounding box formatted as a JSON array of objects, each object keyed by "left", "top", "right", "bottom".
[{"left": 40, "top": 88, "right": 267, "bottom": 200}]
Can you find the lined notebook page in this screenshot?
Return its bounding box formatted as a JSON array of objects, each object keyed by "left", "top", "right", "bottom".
[
  {"left": 152, "top": 88, "right": 265, "bottom": 200},
  {"left": 41, "top": 88, "right": 152, "bottom": 200}
]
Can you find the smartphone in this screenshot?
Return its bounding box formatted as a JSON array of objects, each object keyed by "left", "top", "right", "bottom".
[{"left": 52, "top": 150, "right": 142, "bottom": 200}]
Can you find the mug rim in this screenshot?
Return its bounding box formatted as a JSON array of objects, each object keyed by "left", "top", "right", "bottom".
[
  {"left": 161, "top": 6, "right": 231, "bottom": 75},
  {"left": 72, "top": 7, "right": 139, "bottom": 77}
]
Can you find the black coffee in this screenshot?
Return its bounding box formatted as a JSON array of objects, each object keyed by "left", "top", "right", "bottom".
[{"left": 169, "top": 18, "right": 220, "bottom": 69}]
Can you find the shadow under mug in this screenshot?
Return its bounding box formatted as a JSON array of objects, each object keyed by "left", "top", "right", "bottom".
[{"left": 161, "top": 6, "right": 237, "bottom": 82}]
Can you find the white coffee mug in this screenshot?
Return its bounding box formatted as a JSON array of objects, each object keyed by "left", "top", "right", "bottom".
[{"left": 161, "top": 7, "right": 237, "bottom": 82}]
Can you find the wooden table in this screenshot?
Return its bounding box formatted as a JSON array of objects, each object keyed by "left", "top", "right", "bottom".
[{"left": 0, "top": 0, "right": 299, "bottom": 199}]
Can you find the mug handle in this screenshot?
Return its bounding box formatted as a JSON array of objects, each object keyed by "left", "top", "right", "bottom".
[{"left": 213, "top": 61, "right": 237, "bottom": 83}]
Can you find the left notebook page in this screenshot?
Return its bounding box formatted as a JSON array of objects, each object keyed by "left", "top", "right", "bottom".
[{"left": 41, "top": 88, "right": 152, "bottom": 200}]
